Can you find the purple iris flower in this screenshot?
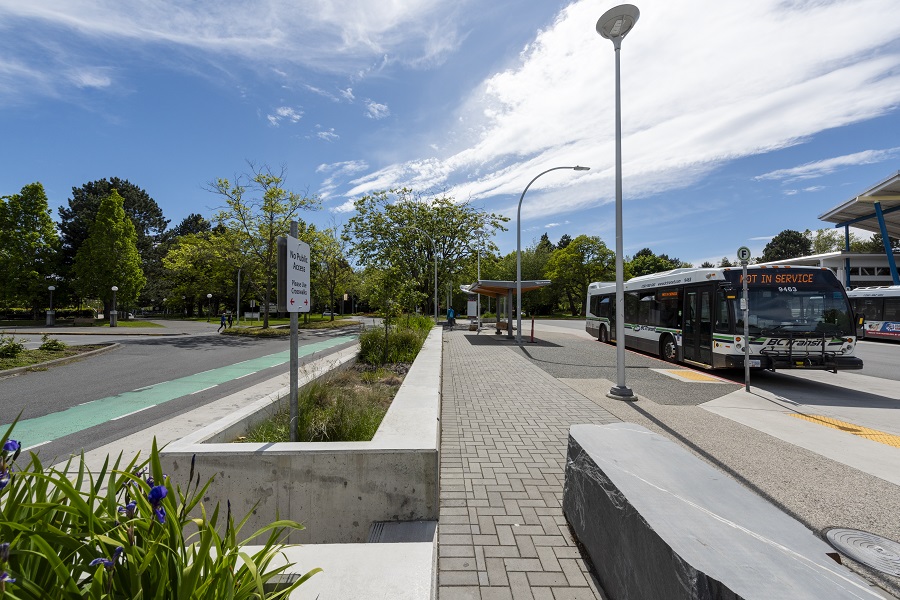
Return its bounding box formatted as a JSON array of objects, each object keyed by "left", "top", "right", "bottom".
[
  {"left": 0, "top": 470, "right": 10, "bottom": 491},
  {"left": 0, "top": 542, "right": 9, "bottom": 562},
  {"left": 2, "top": 440, "right": 19, "bottom": 453},
  {"left": 89, "top": 547, "right": 123, "bottom": 571},
  {"left": 147, "top": 485, "right": 167, "bottom": 524},
  {"left": 118, "top": 501, "right": 137, "bottom": 519},
  {"left": 0, "top": 571, "right": 14, "bottom": 583}
]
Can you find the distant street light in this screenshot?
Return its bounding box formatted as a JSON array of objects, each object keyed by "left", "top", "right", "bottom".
[
  {"left": 516, "top": 166, "right": 590, "bottom": 343},
  {"left": 182, "top": 295, "right": 186, "bottom": 319},
  {"left": 207, "top": 293, "right": 213, "bottom": 322},
  {"left": 47, "top": 285, "right": 56, "bottom": 327},
  {"left": 597, "top": 3, "right": 639, "bottom": 399},
  {"left": 111, "top": 286, "right": 119, "bottom": 327},
  {"left": 163, "top": 297, "right": 167, "bottom": 317}
]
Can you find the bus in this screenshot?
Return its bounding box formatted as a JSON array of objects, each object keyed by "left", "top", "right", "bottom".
[
  {"left": 847, "top": 285, "right": 900, "bottom": 341},
  {"left": 585, "top": 266, "right": 863, "bottom": 371}
]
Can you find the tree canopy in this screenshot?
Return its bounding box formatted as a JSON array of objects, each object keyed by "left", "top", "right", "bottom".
[{"left": 761, "top": 229, "right": 812, "bottom": 262}]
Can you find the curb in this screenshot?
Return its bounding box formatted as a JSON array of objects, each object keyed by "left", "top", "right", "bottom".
[
  {"left": 0, "top": 343, "right": 120, "bottom": 378},
  {"left": 1, "top": 330, "right": 186, "bottom": 337}
]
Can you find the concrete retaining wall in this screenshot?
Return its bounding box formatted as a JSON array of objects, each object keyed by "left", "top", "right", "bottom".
[{"left": 160, "top": 327, "right": 442, "bottom": 544}]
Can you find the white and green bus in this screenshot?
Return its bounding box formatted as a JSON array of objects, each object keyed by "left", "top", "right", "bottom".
[{"left": 585, "top": 266, "right": 863, "bottom": 371}]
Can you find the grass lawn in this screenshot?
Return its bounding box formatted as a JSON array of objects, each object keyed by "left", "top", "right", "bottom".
[
  {"left": 94, "top": 320, "right": 164, "bottom": 328},
  {"left": 0, "top": 345, "right": 108, "bottom": 372},
  {"left": 222, "top": 318, "right": 358, "bottom": 337}
]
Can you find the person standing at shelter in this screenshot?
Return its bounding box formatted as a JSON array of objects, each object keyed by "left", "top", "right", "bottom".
[
  {"left": 218, "top": 313, "right": 227, "bottom": 333},
  {"left": 227, "top": 313, "right": 233, "bottom": 328}
]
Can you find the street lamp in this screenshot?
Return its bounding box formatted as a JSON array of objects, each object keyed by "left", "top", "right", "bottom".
[
  {"left": 182, "top": 296, "right": 186, "bottom": 319},
  {"left": 163, "top": 298, "right": 167, "bottom": 317},
  {"left": 473, "top": 230, "right": 485, "bottom": 331},
  {"left": 597, "top": 3, "right": 639, "bottom": 399},
  {"left": 110, "top": 286, "right": 119, "bottom": 327},
  {"left": 516, "top": 166, "right": 590, "bottom": 343},
  {"left": 207, "top": 293, "right": 213, "bottom": 322},
  {"left": 47, "top": 285, "right": 56, "bottom": 326}
]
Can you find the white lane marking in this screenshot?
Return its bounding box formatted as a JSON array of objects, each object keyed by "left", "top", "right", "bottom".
[
  {"left": 190, "top": 385, "right": 216, "bottom": 395},
  {"left": 111, "top": 405, "right": 157, "bottom": 421}
]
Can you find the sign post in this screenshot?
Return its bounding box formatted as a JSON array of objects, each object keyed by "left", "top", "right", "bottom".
[
  {"left": 282, "top": 222, "right": 311, "bottom": 442},
  {"left": 737, "top": 246, "right": 752, "bottom": 392}
]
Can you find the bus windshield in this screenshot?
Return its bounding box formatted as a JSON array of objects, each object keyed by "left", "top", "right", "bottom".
[{"left": 733, "top": 287, "right": 853, "bottom": 336}]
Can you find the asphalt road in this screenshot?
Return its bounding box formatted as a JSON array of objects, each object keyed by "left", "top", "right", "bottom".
[{"left": 0, "top": 324, "right": 359, "bottom": 464}]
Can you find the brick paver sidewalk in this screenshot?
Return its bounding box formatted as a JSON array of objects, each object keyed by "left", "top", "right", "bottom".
[{"left": 439, "top": 329, "right": 620, "bottom": 599}]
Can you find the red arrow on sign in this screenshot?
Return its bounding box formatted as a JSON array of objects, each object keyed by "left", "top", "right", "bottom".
[
  {"left": 304, "top": 299, "right": 309, "bottom": 306},
  {"left": 290, "top": 298, "right": 295, "bottom": 305}
]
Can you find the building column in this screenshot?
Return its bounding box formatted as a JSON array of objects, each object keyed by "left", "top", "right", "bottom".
[{"left": 874, "top": 201, "right": 900, "bottom": 285}]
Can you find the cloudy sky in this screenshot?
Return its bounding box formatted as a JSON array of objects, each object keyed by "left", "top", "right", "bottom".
[{"left": 2, "top": 0, "right": 899, "bottom": 266}]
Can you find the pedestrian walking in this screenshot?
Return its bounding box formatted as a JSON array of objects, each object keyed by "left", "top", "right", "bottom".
[
  {"left": 218, "top": 313, "right": 227, "bottom": 333},
  {"left": 227, "top": 313, "right": 233, "bottom": 328},
  {"left": 447, "top": 307, "right": 455, "bottom": 329}
]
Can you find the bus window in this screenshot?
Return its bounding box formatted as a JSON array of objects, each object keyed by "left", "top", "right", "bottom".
[
  {"left": 589, "top": 296, "right": 600, "bottom": 317},
  {"left": 857, "top": 297, "right": 884, "bottom": 321},
  {"left": 638, "top": 292, "right": 654, "bottom": 325},
  {"left": 884, "top": 298, "right": 900, "bottom": 321},
  {"left": 715, "top": 289, "right": 730, "bottom": 332},
  {"left": 659, "top": 290, "right": 679, "bottom": 328},
  {"left": 625, "top": 292, "right": 639, "bottom": 323}
]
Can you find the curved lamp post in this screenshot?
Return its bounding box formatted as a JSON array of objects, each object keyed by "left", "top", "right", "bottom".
[
  {"left": 516, "top": 166, "right": 590, "bottom": 343},
  {"left": 206, "top": 293, "right": 213, "bottom": 322},
  {"left": 597, "top": 3, "right": 639, "bottom": 399},
  {"left": 110, "top": 286, "right": 119, "bottom": 327}
]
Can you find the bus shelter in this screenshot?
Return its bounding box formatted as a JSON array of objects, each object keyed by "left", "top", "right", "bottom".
[
  {"left": 459, "top": 280, "right": 551, "bottom": 339},
  {"left": 818, "top": 171, "right": 900, "bottom": 286}
]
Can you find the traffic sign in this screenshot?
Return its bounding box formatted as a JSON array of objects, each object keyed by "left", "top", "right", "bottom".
[
  {"left": 285, "top": 235, "right": 311, "bottom": 313},
  {"left": 737, "top": 246, "right": 752, "bottom": 263}
]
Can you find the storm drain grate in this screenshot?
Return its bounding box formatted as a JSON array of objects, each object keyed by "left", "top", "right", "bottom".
[{"left": 824, "top": 528, "right": 900, "bottom": 576}]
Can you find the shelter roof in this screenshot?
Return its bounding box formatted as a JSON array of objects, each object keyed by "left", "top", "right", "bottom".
[
  {"left": 818, "top": 171, "right": 900, "bottom": 238},
  {"left": 460, "top": 280, "right": 551, "bottom": 299}
]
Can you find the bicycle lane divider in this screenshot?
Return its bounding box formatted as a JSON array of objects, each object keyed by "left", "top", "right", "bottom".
[{"left": 8, "top": 335, "right": 356, "bottom": 447}]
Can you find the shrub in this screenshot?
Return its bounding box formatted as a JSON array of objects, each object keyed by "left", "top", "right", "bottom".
[
  {"left": 0, "top": 335, "right": 24, "bottom": 359},
  {"left": 359, "top": 321, "right": 430, "bottom": 365},
  {"left": 38, "top": 335, "right": 67, "bottom": 352},
  {"left": 0, "top": 424, "right": 319, "bottom": 598}
]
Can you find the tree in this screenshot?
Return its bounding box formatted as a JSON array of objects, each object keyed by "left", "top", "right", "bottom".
[
  {"left": 628, "top": 248, "right": 689, "bottom": 277},
  {"left": 59, "top": 179, "right": 167, "bottom": 298},
  {"left": 852, "top": 232, "right": 900, "bottom": 253},
  {"left": 700, "top": 261, "right": 715, "bottom": 268},
  {"left": 718, "top": 257, "right": 734, "bottom": 267},
  {"left": 343, "top": 188, "right": 507, "bottom": 316},
  {"left": 72, "top": 190, "right": 146, "bottom": 313},
  {"left": 310, "top": 226, "right": 353, "bottom": 321},
  {"left": 545, "top": 235, "right": 615, "bottom": 316},
  {"left": 556, "top": 234, "right": 572, "bottom": 250},
  {"left": 208, "top": 163, "right": 320, "bottom": 328},
  {"left": 0, "top": 183, "right": 59, "bottom": 315},
  {"left": 761, "top": 230, "right": 812, "bottom": 262}
]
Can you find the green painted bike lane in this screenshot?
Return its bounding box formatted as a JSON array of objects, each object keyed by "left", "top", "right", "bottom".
[{"left": 6, "top": 335, "right": 356, "bottom": 447}]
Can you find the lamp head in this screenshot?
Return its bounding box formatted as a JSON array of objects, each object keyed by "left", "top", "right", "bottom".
[
  {"left": 111, "top": 286, "right": 118, "bottom": 292},
  {"left": 573, "top": 166, "right": 591, "bottom": 171},
  {"left": 48, "top": 285, "right": 55, "bottom": 291},
  {"left": 207, "top": 293, "right": 212, "bottom": 298},
  {"left": 596, "top": 4, "right": 639, "bottom": 42}
]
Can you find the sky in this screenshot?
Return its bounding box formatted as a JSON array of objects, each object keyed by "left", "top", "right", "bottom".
[{"left": 2, "top": 0, "right": 900, "bottom": 268}]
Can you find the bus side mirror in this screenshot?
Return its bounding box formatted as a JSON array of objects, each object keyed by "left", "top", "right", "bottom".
[{"left": 856, "top": 314, "right": 865, "bottom": 327}]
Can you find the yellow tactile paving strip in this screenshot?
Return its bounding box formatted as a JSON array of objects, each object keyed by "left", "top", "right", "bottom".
[
  {"left": 790, "top": 414, "right": 900, "bottom": 448},
  {"left": 656, "top": 369, "right": 727, "bottom": 383}
]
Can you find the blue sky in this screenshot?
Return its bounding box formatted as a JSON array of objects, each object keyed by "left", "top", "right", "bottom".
[{"left": 2, "top": 0, "right": 899, "bottom": 267}]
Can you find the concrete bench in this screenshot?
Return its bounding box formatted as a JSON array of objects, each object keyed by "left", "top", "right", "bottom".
[
  {"left": 73, "top": 317, "right": 95, "bottom": 325},
  {"left": 562, "top": 423, "right": 883, "bottom": 600}
]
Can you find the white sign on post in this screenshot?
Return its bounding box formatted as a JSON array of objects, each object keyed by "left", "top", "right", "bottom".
[{"left": 285, "top": 236, "right": 311, "bottom": 313}]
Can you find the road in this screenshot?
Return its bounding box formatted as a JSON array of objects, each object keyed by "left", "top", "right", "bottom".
[{"left": 0, "top": 321, "right": 359, "bottom": 464}]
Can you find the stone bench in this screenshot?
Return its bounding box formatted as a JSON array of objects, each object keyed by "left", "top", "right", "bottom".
[
  {"left": 73, "top": 317, "right": 95, "bottom": 325},
  {"left": 562, "top": 423, "right": 884, "bottom": 600}
]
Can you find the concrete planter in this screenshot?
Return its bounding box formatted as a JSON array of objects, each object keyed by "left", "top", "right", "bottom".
[{"left": 159, "top": 327, "right": 442, "bottom": 544}]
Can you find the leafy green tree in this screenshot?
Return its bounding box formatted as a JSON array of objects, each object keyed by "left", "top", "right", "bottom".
[
  {"left": 343, "top": 188, "right": 507, "bottom": 317},
  {"left": 72, "top": 190, "right": 146, "bottom": 314},
  {"left": 700, "top": 261, "right": 715, "bottom": 268},
  {"left": 545, "top": 235, "right": 615, "bottom": 316},
  {"left": 761, "top": 229, "right": 812, "bottom": 262},
  {"left": 208, "top": 163, "right": 320, "bottom": 328},
  {"left": 310, "top": 226, "right": 353, "bottom": 321},
  {"left": 556, "top": 234, "right": 572, "bottom": 250},
  {"left": 628, "top": 247, "right": 690, "bottom": 277},
  {"left": 59, "top": 178, "right": 167, "bottom": 304},
  {"left": 0, "top": 183, "right": 60, "bottom": 315},
  {"left": 851, "top": 232, "right": 900, "bottom": 253},
  {"left": 718, "top": 257, "right": 734, "bottom": 267}
]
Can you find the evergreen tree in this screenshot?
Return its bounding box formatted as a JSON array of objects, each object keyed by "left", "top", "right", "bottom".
[
  {"left": 761, "top": 230, "right": 812, "bottom": 262},
  {"left": 72, "top": 190, "right": 146, "bottom": 314}
]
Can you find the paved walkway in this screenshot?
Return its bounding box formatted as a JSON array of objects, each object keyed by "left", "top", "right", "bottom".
[{"left": 438, "top": 328, "right": 619, "bottom": 600}]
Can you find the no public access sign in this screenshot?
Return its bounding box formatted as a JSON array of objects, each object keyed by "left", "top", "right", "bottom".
[{"left": 285, "top": 235, "right": 311, "bottom": 313}]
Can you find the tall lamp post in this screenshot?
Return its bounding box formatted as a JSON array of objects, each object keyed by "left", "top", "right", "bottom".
[
  {"left": 597, "top": 3, "right": 639, "bottom": 399},
  {"left": 110, "top": 286, "right": 119, "bottom": 327},
  {"left": 47, "top": 285, "right": 56, "bottom": 326},
  {"left": 163, "top": 298, "right": 167, "bottom": 317},
  {"left": 206, "top": 293, "right": 213, "bottom": 322},
  {"left": 516, "top": 166, "right": 590, "bottom": 343}
]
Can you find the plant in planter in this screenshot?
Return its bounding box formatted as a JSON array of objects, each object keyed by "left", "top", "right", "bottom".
[{"left": 0, "top": 424, "right": 319, "bottom": 598}]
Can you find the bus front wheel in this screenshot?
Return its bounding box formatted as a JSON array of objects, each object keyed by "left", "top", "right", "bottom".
[{"left": 660, "top": 334, "right": 677, "bottom": 362}]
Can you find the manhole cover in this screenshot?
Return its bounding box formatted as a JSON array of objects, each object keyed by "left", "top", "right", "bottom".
[{"left": 824, "top": 528, "right": 900, "bottom": 576}]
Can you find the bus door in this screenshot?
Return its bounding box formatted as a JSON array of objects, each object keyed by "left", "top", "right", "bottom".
[{"left": 683, "top": 285, "right": 714, "bottom": 365}]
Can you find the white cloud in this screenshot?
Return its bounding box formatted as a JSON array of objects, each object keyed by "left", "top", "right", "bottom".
[
  {"left": 365, "top": 99, "right": 390, "bottom": 119},
  {"left": 341, "top": 0, "right": 900, "bottom": 222},
  {"left": 316, "top": 128, "right": 339, "bottom": 142},
  {"left": 316, "top": 159, "right": 369, "bottom": 199},
  {"left": 68, "top": 68, "right": 111, "bottom": 88},
  {"left": 266, "top": 105, "right": 302, "bottom": 126},
  {"left": 756, "top": 147, "right": 900, "bottom": 183},
  {"left": 340, "top": 87, "right": 355, "bottom": 101}
]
